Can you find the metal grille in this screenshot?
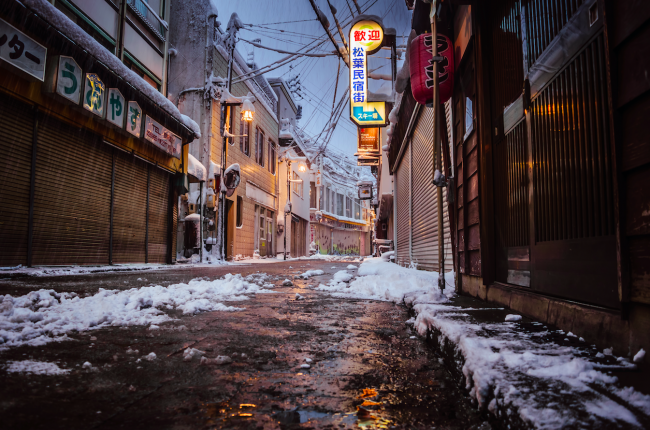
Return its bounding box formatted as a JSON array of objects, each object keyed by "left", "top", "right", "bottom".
[
  {"left": 411, "top": 108, "right": 439, "bottom": 271},
  {"left": 0, "top": 94, "right": 33, "bottom": 266},
  {"left": 148, "top": 167, "right": 170, "bottom": 263},
  {"left": 531, "top": 33, "right": 613, "bottom": 242},
  {"left": 113, "top": 152, "right": 148, "bottom": 263},
  {"left": 492, "top": 0, "right": 525, "bottom": 112},
  {"left": 495, "top": 121, "right": 530, "bottom": 247},
  {"left": 395, "top": 145, "right": 411, "bottom": 266},
  {"left": 525, "top": 0, "right": 584, "bottom": 67}
]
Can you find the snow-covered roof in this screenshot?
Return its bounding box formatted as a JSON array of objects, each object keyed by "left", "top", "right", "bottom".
[
  {"left": 21, "top": 0, "right": 200, "bottom": 140},
  {"left": 187, "top": 154, "right": 206, "bottom": 181}
]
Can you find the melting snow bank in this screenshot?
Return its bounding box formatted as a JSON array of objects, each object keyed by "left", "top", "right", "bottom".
[
  {"left": 0, "top": 274, "right": 272, "bottom": 350},
  {"left": 318, "top": 255, "right": 650, "bottom": 429},
  {"left": 0, "top": 262, "right": 229, "bottom": 277}
]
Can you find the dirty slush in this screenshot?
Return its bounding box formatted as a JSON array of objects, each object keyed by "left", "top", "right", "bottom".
[{"left": 0, "top": 260, "right": 489, "bottom": 429}]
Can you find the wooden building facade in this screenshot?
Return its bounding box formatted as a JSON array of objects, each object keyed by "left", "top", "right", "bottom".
[{"left": 392, "top": 0, "right": 650, "bottom": 355}]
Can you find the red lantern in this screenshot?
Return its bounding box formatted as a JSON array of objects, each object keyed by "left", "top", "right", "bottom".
[{"left": 409, "top": 33, "right": 454, "bottom": 105}]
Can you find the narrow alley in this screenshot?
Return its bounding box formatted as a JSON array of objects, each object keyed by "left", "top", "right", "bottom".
[{"left": 1, "top": 259, "right": 487, "bottom": 429}]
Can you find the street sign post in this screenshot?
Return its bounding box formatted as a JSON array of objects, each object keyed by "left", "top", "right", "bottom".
[{"left": 349, "top": 17, "right": 387, "bottom": 127}]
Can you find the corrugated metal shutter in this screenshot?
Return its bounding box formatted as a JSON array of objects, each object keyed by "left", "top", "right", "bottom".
[
  {"left": 0, "top": 94, "right": 33, "bottom": 266},
  {"left": 32, "top": 116, "right": 112, "bottom": 265},
  {"left": 172, "top": 188, "right": 178, "bottom": 263},
  {"left": 148, "top": 166, "right": 170, "bottom": 263},
  {"left": 395, "top": 144, "right": 411, "bottom": 266},
  {"left": 411, "top": 108, "right": 439, "bottom": 271},
  {"left": 409, "top": 106, "right": 455, "bottom": 273},
  {"left": 113, "top": 152, "right": 147, "bottom": 263}
]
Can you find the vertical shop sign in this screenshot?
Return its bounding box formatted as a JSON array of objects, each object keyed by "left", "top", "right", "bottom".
[
  {"left": 107, "top": 88, "right": 125, "bottom": 128},
  {"left": 83, "top": 73, "right": 105, "bottom": 117},
  {"left": 127, "top": 101, "right": 142, "bottom": 137},
  {"left": 349, "top": 18, "right": 386, "bottom": 126}
]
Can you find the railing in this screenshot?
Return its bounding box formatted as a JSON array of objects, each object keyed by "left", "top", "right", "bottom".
[{"left": 127, "top": 0, "right": 167, "bottom": 41}]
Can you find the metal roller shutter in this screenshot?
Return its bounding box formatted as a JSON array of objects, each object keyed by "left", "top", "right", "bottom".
[
  {"left": 395, "top": 144, "right": 411, "bottom": 266},
  {"left": 148, "top": 166, "right": 170, "bottom": 263},
  {"left": 172, "top": 187, "right": 178, "bottom": 263},
  {"left": 411, "top": 108, "right": 440, "bottom": 271},
  {"left": 113, "top": 152, "right": 148, "bottom": 263},
  {"left": 0, "top": 94, "right": 33, "bottom": 266},
  {"left": 32, "top": 116, "right": 112, "bottom": 265}
]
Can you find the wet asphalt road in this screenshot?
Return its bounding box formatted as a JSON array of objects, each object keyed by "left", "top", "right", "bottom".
[{"left": 0, "top": 260, "right": 491, "bottom": 429}]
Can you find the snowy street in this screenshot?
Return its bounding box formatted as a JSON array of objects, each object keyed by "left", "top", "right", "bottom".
[
  {"left": 2, "top": 258, "right": 649, "bottom": 429},
  {"left": 1, "top": 259, "right": 488, "bottom": 429}
]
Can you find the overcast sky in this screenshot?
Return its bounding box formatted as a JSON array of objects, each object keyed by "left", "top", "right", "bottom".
[{"left": 215, "top": 0, "right": 412, "bottom": 157}]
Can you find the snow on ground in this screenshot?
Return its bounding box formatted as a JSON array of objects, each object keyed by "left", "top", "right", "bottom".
[
  {"left": 0, "top": 274, "right": 272, "bottom": 350},
  {"left": 316, "top": 254, "right": 650, "bottom": 429},
  {"left": 4, "top": 360, "right": 70, "bottom": 375},
  {"left": 0, "top": 261, "right": 229, "bottom": 277},
  {"left": 298, "top": 269, "right": 325, "bottom": 279}
]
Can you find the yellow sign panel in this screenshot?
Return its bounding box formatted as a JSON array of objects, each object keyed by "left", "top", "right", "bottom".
[{"left": 349, "top": 20, "right": 386, "bottom": 127}]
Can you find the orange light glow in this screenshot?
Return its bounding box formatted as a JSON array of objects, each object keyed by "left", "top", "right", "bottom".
[
  {"left": 359, "top": 388, "right": 378, "bottom": 398},
  {"left": 240, "top": 404, "right": 256, "bottom": 408}
]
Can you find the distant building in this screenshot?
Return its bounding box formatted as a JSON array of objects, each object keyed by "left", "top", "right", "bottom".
[
  {"left": 168, "top": 2, "right": 281, "bottom": 260},
  {"left": 0, "top": 0, "right": 197, "bottom": 267},
  {"left": 310, "top": 149, "right": 374, "bottom": 257}
]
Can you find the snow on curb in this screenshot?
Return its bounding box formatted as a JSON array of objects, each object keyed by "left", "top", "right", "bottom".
[
  {"left": 317, "top": 255, "right": 650, "bottom": 429},
  {"left": 0, "top": 274, "right": 272, "bottom": 350}
]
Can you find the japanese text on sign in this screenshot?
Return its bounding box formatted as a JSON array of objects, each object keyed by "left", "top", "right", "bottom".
[
  {"left": 144, "top": 116, "right": 181, "bottom": 159},
  {"left": 349, "top": 20, "right": 386, "bottom": 126},
  {"left": 0, "top": 18, "right": 47, "bottom": 81}
]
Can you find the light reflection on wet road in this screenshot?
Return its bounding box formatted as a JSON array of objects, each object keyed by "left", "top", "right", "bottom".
[{"left": 0, "top": 260, "right": 490, "bottom": 429}]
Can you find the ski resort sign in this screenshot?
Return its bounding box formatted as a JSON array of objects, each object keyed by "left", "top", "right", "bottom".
[{"left": 349, "top": 17, "right": 387, "bottom": 127}]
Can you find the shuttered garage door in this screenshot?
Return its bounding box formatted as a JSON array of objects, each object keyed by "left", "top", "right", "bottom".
[
  {"left": 0, "top": 94, "right": 33, "bottom": 266},
  {"left": 32, "top": 116, "right": 112, "bottom": 265},
  {"left": 148, "top": 166, "right": 170, "bottom": 263},
  {"left": 113, "top": 152, "right": 148, "bottom": 263},
  {"left": 395, "top": 144, "right": 410, "bottom": 266}
]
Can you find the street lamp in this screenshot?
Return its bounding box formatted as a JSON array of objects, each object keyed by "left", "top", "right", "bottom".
[{"left": 241, "top": 98, "right": 255, "bottom": 122}]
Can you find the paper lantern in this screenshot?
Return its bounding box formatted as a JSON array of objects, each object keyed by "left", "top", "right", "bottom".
[{"left": 409, "top": 33, "right": 454, "bottom": 105}]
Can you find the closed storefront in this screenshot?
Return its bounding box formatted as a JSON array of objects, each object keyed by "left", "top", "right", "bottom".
[
  {"left": 0, "top": 2, "right": 195, "bottom": 267},
  {"left": 395, "top": 144, "right": 411, "bottom": 266},
  {"left": 0, "top": 94, "right": 33, "bottom": 266},
  {"left": 410, "top": 108, "right": 453, "bottom": 272},
  {"left": 113, "top": 153, "right": 148, "bottom": 264},
  {"left": 32, "top": 117, "right": 113, "bottom": 265}
]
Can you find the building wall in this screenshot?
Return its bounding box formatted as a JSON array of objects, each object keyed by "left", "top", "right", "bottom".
[{"left": 210, "top": 49, "right": 279, "bottom": 258}]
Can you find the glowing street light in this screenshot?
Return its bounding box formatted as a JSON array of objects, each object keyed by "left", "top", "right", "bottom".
[{"left": 241, "top": 98, "right": 255, "bottom": 122}]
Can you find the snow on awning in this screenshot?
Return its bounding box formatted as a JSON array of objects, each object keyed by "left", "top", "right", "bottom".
[
  {"left": 20, "top": 0, "right": 200, "bottom": 140},
  {"left": 187, "top": 154, "right": 207, "bottom": 182}
]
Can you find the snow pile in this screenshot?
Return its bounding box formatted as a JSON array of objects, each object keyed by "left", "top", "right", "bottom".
[
  {"left": 0, "top": 274, "right": 272, "bottom": 349},
  {"left": 22, "top": 0, "right": 200, "bottom": 138},
  {"left": 5, "top": 360, "right": 70, "bottom": 375},
  {"left": 183, "top": 348, "right": 205, "bottom": 361},
  {"left": 326, "top": 257, "right": 650, "bottom": 429},
  {"left": 317, "top": 256, "right": 452, "bottom": 304},
  {"left": 187, "top": 154, "right": 206, "bottom": 182},
  {"left": 298, "top": 269, "right": 324, "bottom": 279}
]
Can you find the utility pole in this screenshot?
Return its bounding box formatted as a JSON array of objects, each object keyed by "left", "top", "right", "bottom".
[
  {"left": 284, "top": 161, "right": 292, "bottom": 260},
  {"left": 429, "top": 1, "right": 445, "bottom": 291}
]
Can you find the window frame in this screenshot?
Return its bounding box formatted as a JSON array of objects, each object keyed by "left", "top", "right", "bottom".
[
  {"left": 239, "top": 118, "right": 250, "bottom": 156},
  {"left": 255, "top": 126, "right": 265, "bottom": 166},
  {"left": 236, "top": 195, "right": 243, "bottom": 228},
  {"left": 292, "top": 171, "right": 303, "bottom": 198},
  {"left": 268, "top": 139, "right": 276, "bottom": 174}
]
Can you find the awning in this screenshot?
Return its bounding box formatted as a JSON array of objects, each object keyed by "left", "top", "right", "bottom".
[{"left": 187, "top": 154, "right": 207, "bottom": 183}]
